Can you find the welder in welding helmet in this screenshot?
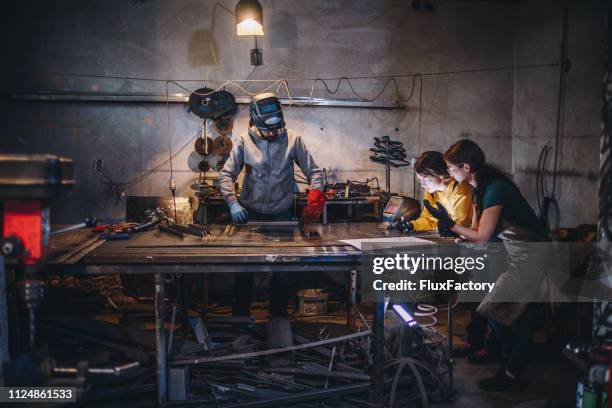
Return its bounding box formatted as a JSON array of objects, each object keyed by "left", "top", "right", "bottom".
[
  {"left": 249, "top": 92, "right": 285, "bottom": 141},
  {"left": 219, "top": 91, "right": 326, "bottom": 320}
]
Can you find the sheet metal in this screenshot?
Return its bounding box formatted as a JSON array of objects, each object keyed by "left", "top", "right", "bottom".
[{"left": 47, "top": 223, "right": 443, "bottom": 274}]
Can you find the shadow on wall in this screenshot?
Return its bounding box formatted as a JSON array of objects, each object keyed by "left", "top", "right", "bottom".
[
  {"left": 188, "top": 30, "right": 219, "bottom": 67},
  {"left": 268, "top": 10, "right": 298, "bottom": 48}
]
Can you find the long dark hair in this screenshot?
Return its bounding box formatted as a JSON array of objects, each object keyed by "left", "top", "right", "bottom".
[
  {"left": 414, "top": 151, "right": 450, "bottom": 178},
  {"left": 444, "top": 139, "right": 518, "bottom": 217}
]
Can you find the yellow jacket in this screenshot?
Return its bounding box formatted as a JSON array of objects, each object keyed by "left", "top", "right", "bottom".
[{"left": 411, "top": 181, "right": 472, "bottom": 231}]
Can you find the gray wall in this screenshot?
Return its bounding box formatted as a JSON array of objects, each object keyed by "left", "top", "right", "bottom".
[
  {"left": 0, "top": 0, "right": 603, "bottom": 227},
  {"left": 512, "top": 0, "right": 604, "bottom": 229}
]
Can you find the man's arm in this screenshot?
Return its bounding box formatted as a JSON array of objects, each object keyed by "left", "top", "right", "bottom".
[
  {"left": 218, "top": 136, "right": 245, "bottom": 204},
  {"left": 293, "top": 135, "right": 324, "bottom": 191}
]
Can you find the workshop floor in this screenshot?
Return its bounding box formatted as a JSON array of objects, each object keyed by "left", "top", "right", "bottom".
[
  {"left": 434, "top": 309, "right": 580, "bottom": 408},
  {"left": 86, "top": 299, "right": 580, "bottom": 407},
  {"left": 248, "top": 303, "right": 581, "bottom": 407}
]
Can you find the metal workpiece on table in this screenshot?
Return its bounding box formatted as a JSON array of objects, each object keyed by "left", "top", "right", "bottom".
[
  {"left": 45, "top": 223, "right": 452, "bottom": 275},
  {"left": 47, "top": 222, "right": 436, "bottom": 274}
]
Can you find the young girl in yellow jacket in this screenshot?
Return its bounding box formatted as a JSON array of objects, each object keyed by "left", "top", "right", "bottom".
[{"left": 399, "top": 151, "right": 472, "bottom": 234}]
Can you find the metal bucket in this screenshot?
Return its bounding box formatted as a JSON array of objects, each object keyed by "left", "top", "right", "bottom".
[{"left": 297, "top": 289, "right": 328, "bottom": 316}]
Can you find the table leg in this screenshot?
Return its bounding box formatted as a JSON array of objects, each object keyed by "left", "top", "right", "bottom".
[
  {"left": 155, "top": 273, "right": 167, "bottom": 406},
  {"left": 346, "top": 270, "right": 357, "bottom": 332},
  {"left": 447, "top": 296, "right": 454, "bottom": 400},
  {"left": 323, "top": 203, "right": 328, "bottom": 224},
  {"left": 370, "top": 301, "right": 385, "bottom": 406},
  {"left": 203, "top": 273, "right": 209, "bottom": 317}
]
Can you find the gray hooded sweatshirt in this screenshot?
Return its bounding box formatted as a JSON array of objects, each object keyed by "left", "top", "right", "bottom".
[{"left": 219, "top": 127, "right": 324, "bottom": 214}]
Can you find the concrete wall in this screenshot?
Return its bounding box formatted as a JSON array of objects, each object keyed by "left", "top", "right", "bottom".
[
  {"left": 0, "top": 0, "right": 602, "bottom": 227},
  {"left": 512, "top": 0, "right": 605, "bottom": 228}
]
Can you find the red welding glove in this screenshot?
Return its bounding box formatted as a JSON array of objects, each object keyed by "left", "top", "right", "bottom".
[{"left": 301, "top": 189, "right": 326, "bottom": 224}]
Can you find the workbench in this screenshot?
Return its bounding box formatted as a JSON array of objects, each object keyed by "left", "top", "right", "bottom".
[{"left": 46, "top": 222, "right": 453, "bottom": 406}]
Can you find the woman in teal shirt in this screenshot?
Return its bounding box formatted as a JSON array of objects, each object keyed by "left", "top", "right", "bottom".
[{"left": 425, "top": 139, "right": 548, "bottom": 392}]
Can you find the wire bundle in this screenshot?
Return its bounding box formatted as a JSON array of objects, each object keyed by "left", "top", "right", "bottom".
[
  {"left": 536, "top": 143, "right": 560, "bottom": 231},
  {"left": 600, "top": 69, "right": 612, "bottom": 240}
]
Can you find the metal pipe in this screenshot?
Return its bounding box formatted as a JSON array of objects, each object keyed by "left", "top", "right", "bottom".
[
  {"left": 264, "top": 366, "right": 369, "bottom": 382},
  {"left": 172, "top": 330, "right": 371, "bottom": 365},
  {"left": 0, "top": 258, "right": 7, "bottom": 384},
  {"left": 155, "top": 273, "right": 167, "bottom": 407},
  {"left": 50, "top": 222, "right": 87, "bottom": 236},
  {"left": 369, "top": 302, "right": 385, "bottom": 406},
  {"left": 52, "top": 361, "right": 140, "bottom": 375},
  {"left": 346, "top": 270, "right": 357, "bottom": 332},
  {"left": 169, "top": 383, "right": 371, "bottom": 408},
  {"left": 325, "top": 346, "right": 337, "bottom": 388},
  {"left": 8, "top": 93, "right": 405, "bottom": 110},
  {"left": 50, "top": 217, "right": 96, "bottom": 236}
]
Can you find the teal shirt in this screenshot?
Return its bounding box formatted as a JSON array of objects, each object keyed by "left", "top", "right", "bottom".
[{"left": 478, "top": 178, "right": 548, "bottom": 239}]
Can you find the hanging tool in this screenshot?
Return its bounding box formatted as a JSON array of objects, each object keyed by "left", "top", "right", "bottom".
[{"left": 369, "top": 136, "right": 412, "bottom": 194}]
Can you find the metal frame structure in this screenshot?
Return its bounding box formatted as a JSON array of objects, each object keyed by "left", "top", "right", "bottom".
[
  {"left": 46, "top": 224, "right": 454, "bottom": 406},
  {"left": 7, "top": 93, "right": 405, "bottom": 110}
]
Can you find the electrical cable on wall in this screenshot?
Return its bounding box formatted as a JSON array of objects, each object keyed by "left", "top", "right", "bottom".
[
  {"left": 6, "top": 61, "right": 561, "bottom": 106},
  {"left": 600, "top": 66, "right": 612, "bottom": 240},
  {"left": 536, "top": 8, "right": 569, "bottom": 232},
  {"left": 93, "top": 135, "right": 194, "bottom": 200},
  {"left": 536, "top": 143, "right": 560, "bottom": 230},
  {"left": 166, "top": 80, "right": 178, "bottom": 221},
  {"left": 13, "top": 61, "right": 561, "bottom": 85},
  {"left": 34, "top": 61, "right": 562, "bottom": 202}
]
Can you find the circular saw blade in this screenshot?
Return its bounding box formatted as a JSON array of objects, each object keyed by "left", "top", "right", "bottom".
[
  {"left": 213, "top": 117, "right": 234, "bottom": 135},
  {"left": 211, "top": 90, "right": 237, "bottom": 119},
  {"left": 194, "top": 137, "right": 215, "bottom": 156},
  {"left": 188, "top": 87, "right": 216, "bottom": 119},
  {"left": 197, "top": 160, "right": 210, "bottom": 172},
  {"left": 214, "top": 136, "right": 233, "bottom": 155}
]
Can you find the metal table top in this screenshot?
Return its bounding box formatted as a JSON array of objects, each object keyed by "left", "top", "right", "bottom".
[{"left": 47, "top": 222, "right": 443, "bottom": 274}]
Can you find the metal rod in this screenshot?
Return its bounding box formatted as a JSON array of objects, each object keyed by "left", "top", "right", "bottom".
[
  {"left": 50, "top": 222, "right": 86, "bottom": 236},
  {"left": 189, "top": 383, "right": 371, "bottom": 408},
  {"left": 264, "top": 366, "right": 370, "bottom": 382},
  {"left": 155, "top": 273, "right": 167, "bottom": 407},
  {"left": 53, "top": 362, "right": 140, "bottom": 375},
  {"left": 0, "top": 259, "right": 8, "bottom": 382},
  {"left": 346, "top": 270, "right": 357, "bottom": 332},
  {"left": 28, "top": 307, "right": 35, "bottom": 350},
  {"left": 385, "top": 142, "right": 391, "bottom": 194},
  {"left": 7, "top": 93, "right": 405, "bottom": 109},
  {"left": 325, "top": 346, "right": 337, "bottom": 388},
  {"left": 235, "top": 221, "right": 299, "bottom": 227},
  {"left": 172, "top": 330, "right": 371, "bottom": 365},
  {"left": 167, "top": 304, "right": 177, "bottom": 355},
  {"left": 370, "top": 301, "right": 385, "bottom": 406}
]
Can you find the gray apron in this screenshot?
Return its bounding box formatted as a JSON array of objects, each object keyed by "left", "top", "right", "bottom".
[{"left": 476, "top": 220, "right": 549, "bottom": 326}]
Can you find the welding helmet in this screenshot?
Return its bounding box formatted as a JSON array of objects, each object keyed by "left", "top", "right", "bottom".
[{"left": 249, "top": 93, "right": 285, "bottom": 133}]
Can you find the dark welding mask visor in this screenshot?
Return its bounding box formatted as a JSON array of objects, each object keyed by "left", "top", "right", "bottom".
[{"left": 250, "top": 95, "right": 285, "bottom": 132}]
